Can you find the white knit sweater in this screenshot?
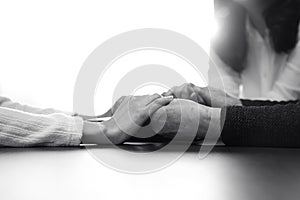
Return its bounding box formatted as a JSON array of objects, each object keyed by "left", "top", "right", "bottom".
[{"left": 0, "top": 96, "right": 83, "bottom": 147}]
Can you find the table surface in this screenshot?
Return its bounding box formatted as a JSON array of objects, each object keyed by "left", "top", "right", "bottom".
[{"left": 1, "top": 145, "right": 300, "bottom": 200}]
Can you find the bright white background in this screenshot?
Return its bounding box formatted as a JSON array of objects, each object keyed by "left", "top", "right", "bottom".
[
  {"left": 0, "top": 0, "right": 215, "bottom": 113},
  {"left": 0, "top": 1, "right": 219, "bottom": 200}
]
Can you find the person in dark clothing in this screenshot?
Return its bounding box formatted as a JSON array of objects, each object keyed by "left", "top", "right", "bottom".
[{"left": 160, "top": 83, "right": 300, "bottom": 148}]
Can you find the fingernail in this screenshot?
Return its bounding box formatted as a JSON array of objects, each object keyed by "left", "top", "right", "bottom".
[{"left": 164, "top": 96, "right": 174, "bottom": 99}]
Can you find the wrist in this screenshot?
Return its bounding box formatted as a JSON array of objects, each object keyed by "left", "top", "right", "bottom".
[
  {"left": 101, "top": 119, "right": 129, "bottom": 145},
  {"left": 204, "top": 107, "right": 222, "bottom": 141},
  {"left": 227, "top": 95, "right": 242, "bottom": 106},
  {"left": 101, "top": 119, "right": 120, "bottom": 143},
  {"left": 207, "top": 107, "right": 222, "bottom": 126},
  {"left": 196, "top": 105, "right": 215, "bottom": 138},
  {"left": 82, "top": 121, "right": 118, "bottom": 145},
  {"left": 233, "top": 99, "right": 242, "bottom": 106}
]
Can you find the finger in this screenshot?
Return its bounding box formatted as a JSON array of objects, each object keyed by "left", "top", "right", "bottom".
[
  {"left": 195, "top": 87, "right": 209, "bottom": 97},
  {"left": 162, "top": 90, "right": 173, "bottom": 97},
  {"left": 147, "top": 96, "right": 173, "bottom": 116},
  {"left": 190, "top": 92, "right": 205, "bottom": 104},
  {"left": 197, "top": 95, "right": 206, "bottom": 104},
  {"left": 168, "top": 86, "right": 179, "bottom": 97},
  {"left": 145, "top": 93, "right": 162, "bottom": 104},
  {"left": 181, "top": 85, "right": 193, "bottom": 99},
  {"left": 190, "top": 92, "right": 199, "bottom": 103},
  {"left": 161, "top": 90, "right": 172, "bottom": 97},
  {"left": 194, "top": 87, "right": 210, "bottom": 105},
  {"left": 188, "top": 83, "right": 195, "bottom": 87}
]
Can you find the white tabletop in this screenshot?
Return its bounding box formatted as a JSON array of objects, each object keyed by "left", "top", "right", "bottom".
[{"left": 1, "top": 145, "right": 300, "bottom": 200}]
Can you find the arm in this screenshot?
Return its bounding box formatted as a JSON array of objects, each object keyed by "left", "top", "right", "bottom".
[
  {"left": 0, "top": 106, "right": 83, "bottom": 147},
  {"left": 161, "top": 84, "right": 300, "bottom": 147},
  {"left": 209, "top": 50, "right": 242, "bottom": 97},
  {"left": 0, "top": 95, "right": 173, "bottom": 147},
  {"left": 264, "top": 34, "right": 300, "bottom": 100},
  {"left": 209, "top": 0, "right": 247, "bottom": 97},
  {"left": 0, "top": 106, "right": 122, "bottom": 147},
  {"left": 163, "top": 84, "right": 298, "bottom": 107},
  {"left": 0, "top": 96, "right": 118, "bottom": 146},
  {"left": 221, "top": 101, "right": 300, "bottom": 147}
]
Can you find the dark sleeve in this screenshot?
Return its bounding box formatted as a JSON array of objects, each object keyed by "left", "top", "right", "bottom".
[
  {"left": 221, "top": 101, "right": 300, "bottom": 147},
  {"left": 241, "top": 99, "right": 299, "bottom": 106}
]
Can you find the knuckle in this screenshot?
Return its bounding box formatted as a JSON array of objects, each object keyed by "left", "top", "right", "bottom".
[
  {"left": 153, "top": 98, "right": 161, "bottom": 105},
  {"left": 152, "top": 93, "right": 161, "bottom": 99},
  {"left": 188, "top": 82, "right": 194, "bottom": 87},
  {"left": 182, "top": 83, "right": 188, "bottom": 88},
  {"left": 168, "top": 88, "right": 175, "bottom": 93},
  {"left": 171, "top": 87, "right": 179, "bottom": 95}
]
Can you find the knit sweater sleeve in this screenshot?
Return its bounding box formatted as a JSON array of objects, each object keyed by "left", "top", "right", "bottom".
[
  {"left": 221, "top": 101, "right": 300, "bottom": 147},
  {"left": 0, "top": 106, "right": 83, "bottom": 147}
]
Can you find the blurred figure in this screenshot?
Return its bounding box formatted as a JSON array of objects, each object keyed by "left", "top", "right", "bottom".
[{"left": 210, "top": 0, "right": 300, "bottom": 100}]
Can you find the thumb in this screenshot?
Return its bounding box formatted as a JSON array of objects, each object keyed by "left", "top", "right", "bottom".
[
  {"left": 195, "top": 87, "right": 210, "bottom": 102},
  {"left": 190, "top": 92, "right": 198, "bottom": 103},
  {"left": 161, "top": 90, "right": 173, "bottom": 97},
  {"left": 147, "top": 96, "right": 173, "bottom": 116}
]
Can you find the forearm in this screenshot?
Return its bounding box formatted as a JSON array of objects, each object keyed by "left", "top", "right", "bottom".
[
  {"left": 82, "top": 121, "right": 113, "bottom": 145},
  {"left": 82, "top": 119, "right": 128, "bottom": 145},
  {"left": 221, "top": 102, "right": 300, "bottom": 147},
  {"left": 0, "top": 107, "right": 83, "bottom": 147},
  {"left": 208, "top": 51, "right": 241, "bottom": 98}
]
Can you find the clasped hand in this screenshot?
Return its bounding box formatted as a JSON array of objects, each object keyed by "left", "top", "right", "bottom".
[{"left": 82, "top": 84, "right": 242, "bottom": 144}]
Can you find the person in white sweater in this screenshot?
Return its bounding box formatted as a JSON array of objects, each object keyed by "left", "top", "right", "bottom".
[{"left": 0, "top": 95, "right": 173, "bottom": 147}]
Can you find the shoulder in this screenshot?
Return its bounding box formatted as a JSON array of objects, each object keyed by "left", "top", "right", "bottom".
[{"left": 213, "top": 1, "right": 248, "bottom": 73}]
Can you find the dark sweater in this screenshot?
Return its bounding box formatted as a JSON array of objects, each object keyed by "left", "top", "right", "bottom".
[{"left": 221, "top": 100, "right": 300, "bottom": 147}]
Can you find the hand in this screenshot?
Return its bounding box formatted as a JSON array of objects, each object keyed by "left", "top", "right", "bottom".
[
  {"left": 82, "top": 94, "right": 173, "bottom": 144},
  {"left": 162, "top": 83, "right": 205, "bottom": 104},
  {"left": 193, "top": 86, "right": 242, "bottom": 108},
  {"left": 150, "top": 99, "right": 219, "bottom": 141},
  {"left": 163, "top": 83, "right": 242, "bottom": 108}
]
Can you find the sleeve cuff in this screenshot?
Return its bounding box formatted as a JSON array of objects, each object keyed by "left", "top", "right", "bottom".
[{"left": 67, "top": 116, "right": 84, "bottom": 146}]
